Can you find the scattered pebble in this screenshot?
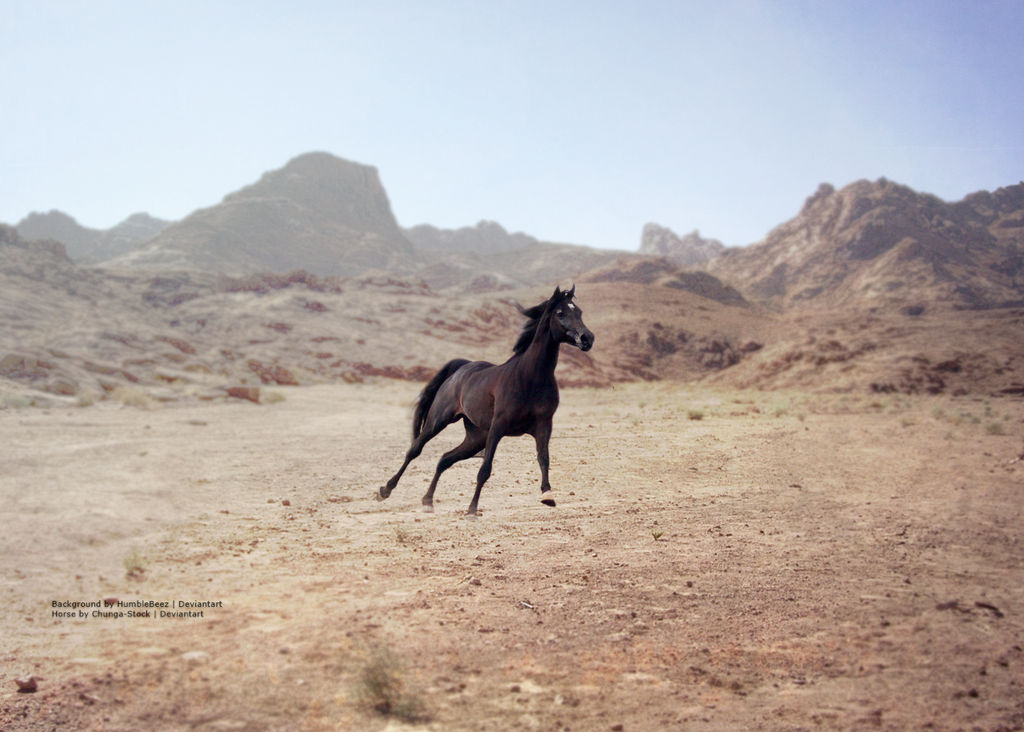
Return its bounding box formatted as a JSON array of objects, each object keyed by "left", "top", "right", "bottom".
[{"left": 15, "top": 676, "right": 42, "bottom": 693}]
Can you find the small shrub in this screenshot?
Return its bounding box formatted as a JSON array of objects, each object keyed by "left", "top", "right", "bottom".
[
  {"left": 1, "top": 394, "right": 34, "bottom": 409},
  {"left": 110, "top": 386, "right": 155, "bottom": 409},
  {"left": 353, "top": 643, "right": 427, "bottom": 721},
  {"left": 392, "top": 524, "right": 418, "bottom": 545},
  {"left": 985, "top": 422, "right": 1006, "bottom": 436},
  {"left": 76, "top": 389, "right": 101, "bottom": 407},
  {"left": 687, "top": 410, "right": 704, "bottom": 421},
  {"left": 123, "top": 548, "right": 147, "bottom": 579}
]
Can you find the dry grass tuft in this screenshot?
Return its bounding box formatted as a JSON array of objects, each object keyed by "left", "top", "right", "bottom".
[{"left": 352, "top": 643, "right": 428, "bottom": 722}]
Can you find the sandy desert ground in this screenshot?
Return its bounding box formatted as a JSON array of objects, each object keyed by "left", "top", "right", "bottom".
[{"left": 1, "top": 381, "right": 1023, "bottom": 730}]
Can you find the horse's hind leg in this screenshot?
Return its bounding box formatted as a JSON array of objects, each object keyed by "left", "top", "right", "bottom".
[
  {"left": 379, "top": 417, "right": 451, "bottom": 501},
  {"left": 378, "top": 436, "right": 424, "bottom": 501},
  {"left": 422, "top": 421, "right": 485, "bottom": 511}
]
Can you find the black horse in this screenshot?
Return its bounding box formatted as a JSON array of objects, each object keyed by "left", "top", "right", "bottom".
[{"left": 378, "top": 285, "right": 594, "bottom": 515}]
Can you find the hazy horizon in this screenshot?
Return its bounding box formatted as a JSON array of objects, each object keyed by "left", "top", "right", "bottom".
[{"left": 3, "top": 0, "right": 1022, "bottom": 250}]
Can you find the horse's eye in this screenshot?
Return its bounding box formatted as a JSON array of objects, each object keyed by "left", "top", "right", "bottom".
[{"left": 555, "top": 309, "right": 564, "bottom": 316}]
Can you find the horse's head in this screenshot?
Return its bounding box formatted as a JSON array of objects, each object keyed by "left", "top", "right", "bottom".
[{"left": 548, "top": 285, "right": 594, "bottom": 352}]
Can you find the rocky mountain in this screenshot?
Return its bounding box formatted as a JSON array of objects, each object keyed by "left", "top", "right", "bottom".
[
  {"left": 411, "top": 241, "right": 623, "bottom": 293},
  {"left": 402, "top": 220, "right": 624, "bottom": 292},
  {"left": 1, "top": 222, "right": 72, "bottom": 267},
  {"left": 16, "top": 210, "right": 170, "bottom": 263},
  {"left": 706, "top": 179, "right": 1024, "bottom": 311},
  {"left": 9, "top": 153, "right": 624, "bottom": 292},
  {"left": 1, "top": 221, "right": 769, "bottom": 404},
  {"left": 953, "top": 183, "right": 1024, "bottom": 247},
  {"left": 639, "top": 224, "right": 726, "bottom": 267},
  {"left": 404, "top": 220, "right": 539, "bottom": 253},
  {"left": 6, "top": 160, "right": 1024, "bottom": 402},
  {"left": 91, "top": 213, "right": 172, "bottom": 262},
  {"left": 16, "top": 210, "right": 100, "bottom": 259},
  {"left": 107, "top": 152, "right": 415, "bottom": 275},
  {"left": 582, "top": 256, "right": 748, "bottom": 307}
]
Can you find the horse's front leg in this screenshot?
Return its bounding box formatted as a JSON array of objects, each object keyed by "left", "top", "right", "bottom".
[
  {"left": 467, "top": 423, "right": 504, "bottom": 516},
  {"left": 534, "top": 419, "right": 556, "bottom": 507}
]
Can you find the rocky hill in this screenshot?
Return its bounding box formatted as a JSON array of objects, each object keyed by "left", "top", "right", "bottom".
[
  {"left": 404, "top": 220, "right": 539, "bottom": 253},
  {"left": 1, "top": 221, "right": 782, "bottom": 405},
  {"left": 5, "top": 161, "right": 1024, "bottom": 402},
  {"left": 639, "top": 224, "right": 726, "bottom": 266},
  {"left": 91, "top": 213, "right": 173, "bottom": 262},
  {"left": 706, "top": 179, "right": 1024, "bottom": 311},
  {"left": 954, "top": 183, "right": 1024, "bottom": 247},
  {"left": 16, "top": 210, "right": 100, "bottom": 258},
  {"left": 411, "top": 241, "right": 623, "bottom": 293},
  {"left": 7, "top": 153, "right": 627, "bottom": 294},
  {"left": 402, "top": 220, "right": 625, "bottom": 292},
  {"left": 582, "top": 256, "right": 748, "bottom": 307},
  {"left": 107, "top": 152, "right": 415, "bottom": 275},
  {"left": 16, "top": 210, "right": 171, "bottom": 263}
]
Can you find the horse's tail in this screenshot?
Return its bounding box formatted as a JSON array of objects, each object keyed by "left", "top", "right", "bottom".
[{"left": 413, "top": 358, "right": 470, "bottom": 439}]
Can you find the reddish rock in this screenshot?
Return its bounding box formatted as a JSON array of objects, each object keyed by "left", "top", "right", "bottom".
[
  {"left": 226, "top": 386, "right": 260, "bottom": 403},
  {"left": 158, "top": 336, "right": 196, "bottom": 354},
  {"left": 246, "top": 360, "right": 299, "bottom": 385}
]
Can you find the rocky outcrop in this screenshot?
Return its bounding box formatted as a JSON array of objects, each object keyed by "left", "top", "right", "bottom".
[
  {"left": 106, "top": 152, "right": 415, "bottom": 276},
  {"left": 639, "top": 224, "right": 725, "bottom": 267},
  {"left": 707, "top": 179, "right": 1024, "bottom": 311},
  {"left": 582, "top": 256, "right": 747, "bottom": 307},
  {"left": 16, "top": 211, "right": 170, "bottom": 263},
  {"left": 89, "top": 213, "right": 171, "bottom": 262},
  {"left": 404, "top": 220, "right": 538, "bottom": 253}
]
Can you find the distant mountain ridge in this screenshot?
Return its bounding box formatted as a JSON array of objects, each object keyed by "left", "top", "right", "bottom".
[
  {"left": 706, "top": 178, "right": 1024, "bottom": 311},
  {"left": 9, "top": 152, "right": 1023, "bottom": 314},
  {"left": 639, "top": 224, "right": 726, "bottom": 267},
  {"left": 404, "top": 220, "right": 539, "bottom": 253},
  {"left": 6, "top": 169, "right": 1024, "bottom": 402},
  {"left": 16, "top": 211, "right": 99, "bottom": 256},
  {"left": 107, "top": 152, "right": 414, "bottom": 275},
  {"left": 16, "top": 210, "right": 171, "bottom": 264},
  {"left": 7, "top": 153, "right": 626, "bottom": 291}
]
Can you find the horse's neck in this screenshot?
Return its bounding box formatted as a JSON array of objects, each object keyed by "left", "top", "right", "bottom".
[{"left": 521, "top": 316, "right": 560, "bottom": 379}]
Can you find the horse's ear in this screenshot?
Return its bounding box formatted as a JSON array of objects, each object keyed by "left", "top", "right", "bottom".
[
  {"left": 551, "top": 285, "right": 561, "bottom": 301},
  {"left": 567, "top": 284, "right": 576, "bottom": 299}
]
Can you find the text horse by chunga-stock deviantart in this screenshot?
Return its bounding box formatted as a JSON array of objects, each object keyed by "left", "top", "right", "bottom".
[{"left": 378, "top": 285, "right": 594, "bottom": 515}]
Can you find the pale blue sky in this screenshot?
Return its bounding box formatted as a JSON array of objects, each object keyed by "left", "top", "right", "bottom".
[{"left": 2, "top": 0, "right": 1022, "bottom": 249}]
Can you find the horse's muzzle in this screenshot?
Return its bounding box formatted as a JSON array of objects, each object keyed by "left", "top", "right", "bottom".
[{"left": 575, "top": 330, "right": 594, "bottom": 352}]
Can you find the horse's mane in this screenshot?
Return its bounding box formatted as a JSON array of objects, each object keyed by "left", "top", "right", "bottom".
[{"left": 512, "top": 290, "right": 568, "bottom": 355}]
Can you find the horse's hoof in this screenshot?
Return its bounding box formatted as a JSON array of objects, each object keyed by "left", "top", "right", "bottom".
[
  {"left": 422, "top": 503, "right": 434, "bottom": 513},
  {"left": 375, "top": 487, "right": 389, "bottom": 502},
  {"left": 541, "top": 498, "right": 556, "bottom": 507}
]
